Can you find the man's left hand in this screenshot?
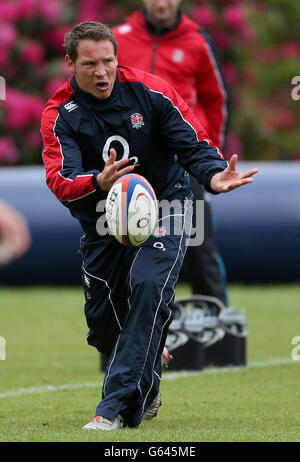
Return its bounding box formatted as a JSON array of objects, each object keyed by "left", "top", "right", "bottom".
[{"left": 210, "top": 154, "right": 258, "bottom": 193}]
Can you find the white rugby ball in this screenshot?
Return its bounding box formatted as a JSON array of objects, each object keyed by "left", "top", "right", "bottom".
[{"left": 106, "top": 173, "right": 158, "bottom": 246}]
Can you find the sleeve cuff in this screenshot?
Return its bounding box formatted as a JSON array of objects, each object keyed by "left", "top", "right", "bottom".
[
  {"left": 92, "top": 172, "right": 107, "bottom": 198},
  {"left": 205, "top": 169, "right": 225, "bottom": 195}
]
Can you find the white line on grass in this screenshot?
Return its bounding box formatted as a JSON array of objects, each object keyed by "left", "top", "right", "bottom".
[
  {"left": 0, "top": 357, "right": 296, "bottom": 399},
  {"left": 0, "top": 382, "right": 100, "bottom": 399},
  {"left": 164, "top": 357, "right": 296, "bottom": 380}
]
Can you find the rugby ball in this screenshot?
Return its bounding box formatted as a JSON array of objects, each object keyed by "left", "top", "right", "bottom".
[{"left": 106, "top": 174, "right": 158, "bottom": 246}]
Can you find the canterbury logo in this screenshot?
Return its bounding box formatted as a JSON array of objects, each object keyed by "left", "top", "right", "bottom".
[{"left": 64, "top": 101, "right": 78, "bottom": 112}]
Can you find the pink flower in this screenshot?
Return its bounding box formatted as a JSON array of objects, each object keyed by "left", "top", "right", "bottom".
[
  {"left": 27, "top": 97, "right": 45, "bottom": 121},
  {"left": 20, "top": 41, "right": 45, "bottom": 67},
  {"left": 5, "top": 108, "right": 30, "bottom": 132},
  {"left": 0, "top": 137, "right": 19, "bottom": 165},
  {"left": 16, "top": 0, "right": 62, "bottom": 22},
  {"left": 76, "top": 0, "right": 121, "bottom": 24},
  {"left": 222, "top": 5, "right": 247, "bottom": 30},
  {"left": 0, "top": 22, "right": 18, "bottom": 49},
  {"left": 0, "top": 0, "right": 20, "bottom": 22},
  {"left": 192, "top": 6, "right": 217, "bottom": 29},
  {"left": 4, "top": 88, "right": 29, "bottom": 131},
  {"left": 37, "top": 1, "right": 61, "bottom": 24},
  {"left": 4, "top": 88, "right": 44, "bottom": 131},
  {"left": 17, "top": 0, "right": 39, "bottom": 20},
  {"left": 77, "top": 0, "right": 102, "bottom": 22}
]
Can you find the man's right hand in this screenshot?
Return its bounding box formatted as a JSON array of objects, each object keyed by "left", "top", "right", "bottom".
[{"left": 97, "top": 148, "right": 135, "bottom": 191}]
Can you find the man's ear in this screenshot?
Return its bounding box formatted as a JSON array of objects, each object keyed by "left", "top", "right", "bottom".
[{"left": 65, "top": 55, "right": 75, "bottom": 74}]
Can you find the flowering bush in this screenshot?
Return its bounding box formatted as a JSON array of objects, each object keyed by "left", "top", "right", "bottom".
[
  {"left": 188, "top": 0, "right": 300, "bottom": 160},
  {"left": 0, "top": 0, "right": 124, "bottom": 165},
  {"left": 0, "top": 0, "right": 299, "bottom": 165}
]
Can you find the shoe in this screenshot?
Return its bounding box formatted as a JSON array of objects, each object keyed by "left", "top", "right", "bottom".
[
  {"left": 143, "top": 392, "right": 161, "bottom": 420},
  {"left": 82, "top": 414, "right": 124, "bottom": 431},
  {"left": 161, "top": 346, "right": 172, "bottom": 369},
  {"left": 143, "top": 348, "right": 172, "bottom": 421}
]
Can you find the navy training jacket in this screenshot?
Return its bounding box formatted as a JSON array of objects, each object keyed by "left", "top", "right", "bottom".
[{"left": 40, "top": 65, "right": 227, "bottom": 237}]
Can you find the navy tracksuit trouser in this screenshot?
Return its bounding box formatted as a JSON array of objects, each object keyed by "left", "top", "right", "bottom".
[
  {"left": 80, "top": 192, "right": 192, "bottom": 428},
  {"left": 185, "top": 176, "right": 228, "bottom": 305}
]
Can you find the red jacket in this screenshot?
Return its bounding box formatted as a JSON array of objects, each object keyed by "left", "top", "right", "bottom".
[{"left": 113, "top": 10, "right": 228, "bottom": 149}]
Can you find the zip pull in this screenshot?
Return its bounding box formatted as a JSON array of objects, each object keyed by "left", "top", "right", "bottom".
[{"left": 151, "top": 42, "right": 158, "bottom": 74}]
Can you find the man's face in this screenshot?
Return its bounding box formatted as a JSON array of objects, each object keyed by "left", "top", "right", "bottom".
[
  {"left": 65, "top": 39, "right": 117, "bottom": 100},
  {"left": 143, "top": 0, "right": 182, "bottom": 28}
]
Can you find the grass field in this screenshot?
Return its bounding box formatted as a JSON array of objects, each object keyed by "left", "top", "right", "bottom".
[{"left": 0, "top": 284, "right": 299, "bottom": 443}]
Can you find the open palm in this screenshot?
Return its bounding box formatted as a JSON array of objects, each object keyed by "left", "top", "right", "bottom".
[{"left": 210, "top": 154, "right": 258, "bottom": 193}]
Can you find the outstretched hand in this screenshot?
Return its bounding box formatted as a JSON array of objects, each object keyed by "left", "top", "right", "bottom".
[
  {"left": 97, "top": 148, "right": 134, "bottom": 191},
  {"left": 210, "top": 154, "right": 258, "bottom": 193}
]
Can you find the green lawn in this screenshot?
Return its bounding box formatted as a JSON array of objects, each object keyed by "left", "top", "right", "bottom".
[{"left": 0, "top": 284, "right": 299, "bottom": 442}]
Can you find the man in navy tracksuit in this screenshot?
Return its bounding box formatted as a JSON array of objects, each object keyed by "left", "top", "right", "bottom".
[{"left": 40, "top": 22, "right": 257, "bottom": 431}]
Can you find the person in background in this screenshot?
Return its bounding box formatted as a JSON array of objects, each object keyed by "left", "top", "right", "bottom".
[
  {"left": 113, "top": 0, "right": 229, "bottom": 308},
  {"left": 0, "top": 199, "right": 31, "bottom": 266}
]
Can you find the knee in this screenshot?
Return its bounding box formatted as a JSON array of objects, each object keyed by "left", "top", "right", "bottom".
[{"left": 131, "top": 272, "right": 160, "bottom": 297}]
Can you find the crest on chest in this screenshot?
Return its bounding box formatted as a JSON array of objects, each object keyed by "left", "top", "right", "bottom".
[
  {"left": 130, "top": 113, "right": 144, "bottom": 129},
  {"left": 172, "top": 49, "right": 185, "bottom": 63}
]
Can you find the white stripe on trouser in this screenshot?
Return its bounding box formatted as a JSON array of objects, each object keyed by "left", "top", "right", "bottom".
[
  {"left": 82, "top": 266, "right": 122, "bottom": 331},
  {"left": 139, "top": 198, "right": 190, "bottom": 419}
]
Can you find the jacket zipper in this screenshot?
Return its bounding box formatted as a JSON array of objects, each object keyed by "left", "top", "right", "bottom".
[{"left": 151, "top": 42, "right": 158, "bottom": 74}]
